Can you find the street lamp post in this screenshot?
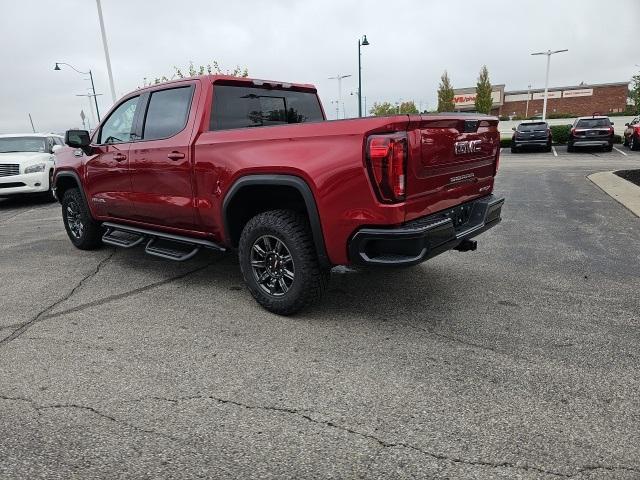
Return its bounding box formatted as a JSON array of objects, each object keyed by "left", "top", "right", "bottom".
[
  {"left": 357, "top": 35, "right": 369, "bottom": 117},
  {"left": 328, "top": 74, "right": 352, "bottom": 119},
  {"left": 95, "top": 0, "right": 117, "bottom": 103},
  {"left": 531, "top": 49, "right": 568, "bottom": 121},
  {"left": 55, "top": 62, "right": 101, "bottom": 122}
]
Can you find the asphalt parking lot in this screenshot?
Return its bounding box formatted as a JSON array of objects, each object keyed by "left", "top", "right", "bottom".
[{"left": 1, "top": 148, "right": 639, "bottom": 479}]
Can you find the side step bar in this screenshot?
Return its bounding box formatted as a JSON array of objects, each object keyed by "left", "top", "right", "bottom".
[
  {"left": 102, "top": 221, "right": 225, "bottom": 261},
  {"left": 144, "top": 238, "right": 200, "bottom": 262}
]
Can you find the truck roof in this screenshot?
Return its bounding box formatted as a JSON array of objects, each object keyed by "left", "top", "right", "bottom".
[{"left": 140, "top": 75, "right": 317, "bottom": 93}]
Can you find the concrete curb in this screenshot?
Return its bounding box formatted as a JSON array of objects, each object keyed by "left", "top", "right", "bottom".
[{"left": 588, "top": 171, "right": 640, "bottom": 218}]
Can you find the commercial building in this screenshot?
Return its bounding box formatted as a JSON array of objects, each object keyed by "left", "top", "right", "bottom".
[{"left": 452, "top": 81, "right": 629, "bottom": 118}]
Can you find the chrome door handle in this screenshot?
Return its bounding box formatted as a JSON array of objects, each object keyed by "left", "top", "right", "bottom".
[{"left": 167, "top": 151, "right": 185, "bottom": 161}]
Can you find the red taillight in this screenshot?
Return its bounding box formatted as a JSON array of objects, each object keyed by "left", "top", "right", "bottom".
[
  {"left": 570, "top": 128, "right": 576, "bottom": 135},
  {"left": 366, "top": 134, "right": 407, "bottom": 203}
]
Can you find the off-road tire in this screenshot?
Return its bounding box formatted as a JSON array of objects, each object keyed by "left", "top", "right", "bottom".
[
  {"left": 630, "top": 135, "right": 639, "bottom": 151},
  {"left": 239, "top": 209, "right": 329, "bottom": 315},
  {"left": 61, "top": 188, "right": 102, "bottom": 250}
]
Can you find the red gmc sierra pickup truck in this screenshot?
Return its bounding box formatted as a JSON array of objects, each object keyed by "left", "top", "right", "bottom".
[{"left": 54, "top": 75, "right": 504, "bottom": 314}]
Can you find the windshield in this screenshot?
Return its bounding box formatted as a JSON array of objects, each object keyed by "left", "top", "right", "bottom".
[
  {"left": 576, "top": 118, "right": 611, "bottom": 128},
  {"left": 0, "top": 137, "right": 47, "bottom": 153},
  {"left": 517, "top": 122, "right": 548, "bottom": 132}
]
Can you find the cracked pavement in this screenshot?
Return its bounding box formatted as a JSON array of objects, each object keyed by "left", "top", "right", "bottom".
[{"left": 1, "top": 150, "right": 640, "bottom": 479}]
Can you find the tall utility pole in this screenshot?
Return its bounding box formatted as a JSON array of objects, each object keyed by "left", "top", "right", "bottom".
[
  {"left": 531, "top": 49, "right": 568, "bottom": 120},
  {"left": 96, "top": 0, "right": 117, "bottom": 103},
  {"left": 328, "top": 74, "right": 352, "bottom": 119},
  {"left": 357, "top": 35, "right": 369, "bottom": 117},
  {"left": 28, "top": 113, "right": 36, "bottom": 133},
  {"left": 525, "top": 84, "right": 531, "bottom": 118}
]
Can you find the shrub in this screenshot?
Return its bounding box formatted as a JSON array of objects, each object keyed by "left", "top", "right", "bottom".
[
  {"left": 550, "top": 125, "right": 571, "bottom": 144},
  {"left": 500, "top": 138, "right": 512, "bottom": 148},
  {"left": 546, "top": 112, "right": 576, "bottom": 119}
]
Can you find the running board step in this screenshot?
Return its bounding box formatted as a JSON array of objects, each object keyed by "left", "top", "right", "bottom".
[
  {"left": 144, "top": 238, "right": 200, "bottom": 262},
  {"left": 102, "top": 227, "right": 145, "bottom": 248},
  {"left": 101, "top": 222, "right": 225, "bottom": 261}
]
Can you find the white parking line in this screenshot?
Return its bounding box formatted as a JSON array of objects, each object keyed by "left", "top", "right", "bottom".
[
  {"left": 613, "top": 146, "right": 628, "bottom": 156},
  {"left": 552, "top": 146, "right": 558, "bottom": 157}
]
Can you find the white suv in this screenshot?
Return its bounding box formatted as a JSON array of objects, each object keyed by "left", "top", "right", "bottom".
[{"left": 0, "top": 133, "right": 64, "bottom": 200}]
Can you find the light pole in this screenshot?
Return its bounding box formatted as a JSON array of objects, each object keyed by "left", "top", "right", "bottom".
[
  {"left": 95, "top": 0, "right": 117, "bottom": 103},
  {"left": 525, "top": 84, "right": 531, "bottom": 118},
  {"left": 357, "top": 35, "right": 369, "bottom": 117},
  {"left": 328, "top": 74, "right": 352, "bottom": 119},
  {"left": 55, "top": 62, "right": 101, "bottom": 122},
  {"left": 531, "top": 49, "right": 568, "bottom": 121}
]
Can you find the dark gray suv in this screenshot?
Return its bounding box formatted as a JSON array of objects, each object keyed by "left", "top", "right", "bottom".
[
  {"left": 511, "top": 122, "right": 552, "bottom": 153},
  {"left": 567, "top": 116, "right": 614, "bottom": 152}
]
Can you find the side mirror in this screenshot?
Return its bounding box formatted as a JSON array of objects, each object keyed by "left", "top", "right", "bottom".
[
  {"left": 610, "top": 121, "right": 614, "bottom": 125},
  {"left": 65, "top": 129, "right": 91, "bottom": 154},
  {"left": 625, "top": 123, "right": 629, "bottom": 126},
  {"left": 511, "top": 127, "right": 516, "bottom": 131},
  {"left": 51, "top": 144, "right": 62, "bottom": 153}
]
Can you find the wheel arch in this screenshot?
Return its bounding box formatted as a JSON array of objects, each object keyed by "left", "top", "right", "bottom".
[
  {"left": 222, "top": 174, "right": 329, "bottom": 267},
  {"left": 54, "top": 171, "right": 89, "bottom": 207}
]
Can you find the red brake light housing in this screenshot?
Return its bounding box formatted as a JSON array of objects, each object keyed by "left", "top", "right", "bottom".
[{"left": 366, "top": 133, "right": 407, "bottom": 203}]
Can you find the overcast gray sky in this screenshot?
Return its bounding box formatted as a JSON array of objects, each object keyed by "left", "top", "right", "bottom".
[{"left": 1, "top": 0, "right": 637, "bottom": 133}]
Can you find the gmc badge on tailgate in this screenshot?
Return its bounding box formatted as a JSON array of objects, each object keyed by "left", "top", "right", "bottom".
[{"left": 454, "top": 140, "right": 482, "bottom": 155}]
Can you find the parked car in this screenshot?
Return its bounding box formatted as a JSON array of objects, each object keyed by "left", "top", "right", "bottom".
[
  {"left": 567, "top": 116, "right": 614, "bottom": 152},
  {"left": 623, "top": 116, "right": 640, "bottom": 150},
  {"left": 53, "top": 75, "right": 504, "bottom": 314},
  {"left": 511, "top": 121, "right": 552, "bottom": 153},
  {"left": 0, "top": 133, "right": 64, "bottom": 200}
]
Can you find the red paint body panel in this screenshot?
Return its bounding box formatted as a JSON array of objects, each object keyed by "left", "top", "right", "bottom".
[{"left": 54, "top": 75, "right": 500, "bottom": 266}]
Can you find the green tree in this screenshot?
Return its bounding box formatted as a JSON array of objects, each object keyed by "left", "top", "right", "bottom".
[
  {"left": 437, "top": 71, "right": 455, "bottom": 112},
  {"left": 370, "top": 100, "right": 419, "bottom": 116},
  {"left": 144, "top": 61, "right": 248, "bottom": 86},
  {"left": 474, "top": 65, "right": 493, "bottom": 114},
  {"left": 629, "top": 73, "right": 640, "bottom": 114},
  {"left": 398, "top": 101, "right": 419, "bottom": 114},
  {"left": 370, "top": 102, "right": 397, "bottom": 116}
]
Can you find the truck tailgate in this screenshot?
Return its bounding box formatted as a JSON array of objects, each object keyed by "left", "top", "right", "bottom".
[{"left": 405, "top": 115, "right": 499, "bottom": 218}]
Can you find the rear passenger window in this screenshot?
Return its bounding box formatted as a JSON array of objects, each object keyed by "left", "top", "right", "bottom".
[
  {"left": 210, "top": 85, "right": 324, "bottom": 131},
  {"left": 142, "top": 86, "right": 193, "bottom": 140}
]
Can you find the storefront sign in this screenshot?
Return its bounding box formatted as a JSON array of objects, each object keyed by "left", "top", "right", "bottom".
[{"left": 562, "top": 88, "right": 593, "bottom": 98}]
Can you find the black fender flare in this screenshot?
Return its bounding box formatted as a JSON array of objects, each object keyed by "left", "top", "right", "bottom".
[
  {"left": 222, "top": 174, "right": 329, "bottom": 267},
  {"left": 54, "top": 171, "right": 90, "bottom": 208}
]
